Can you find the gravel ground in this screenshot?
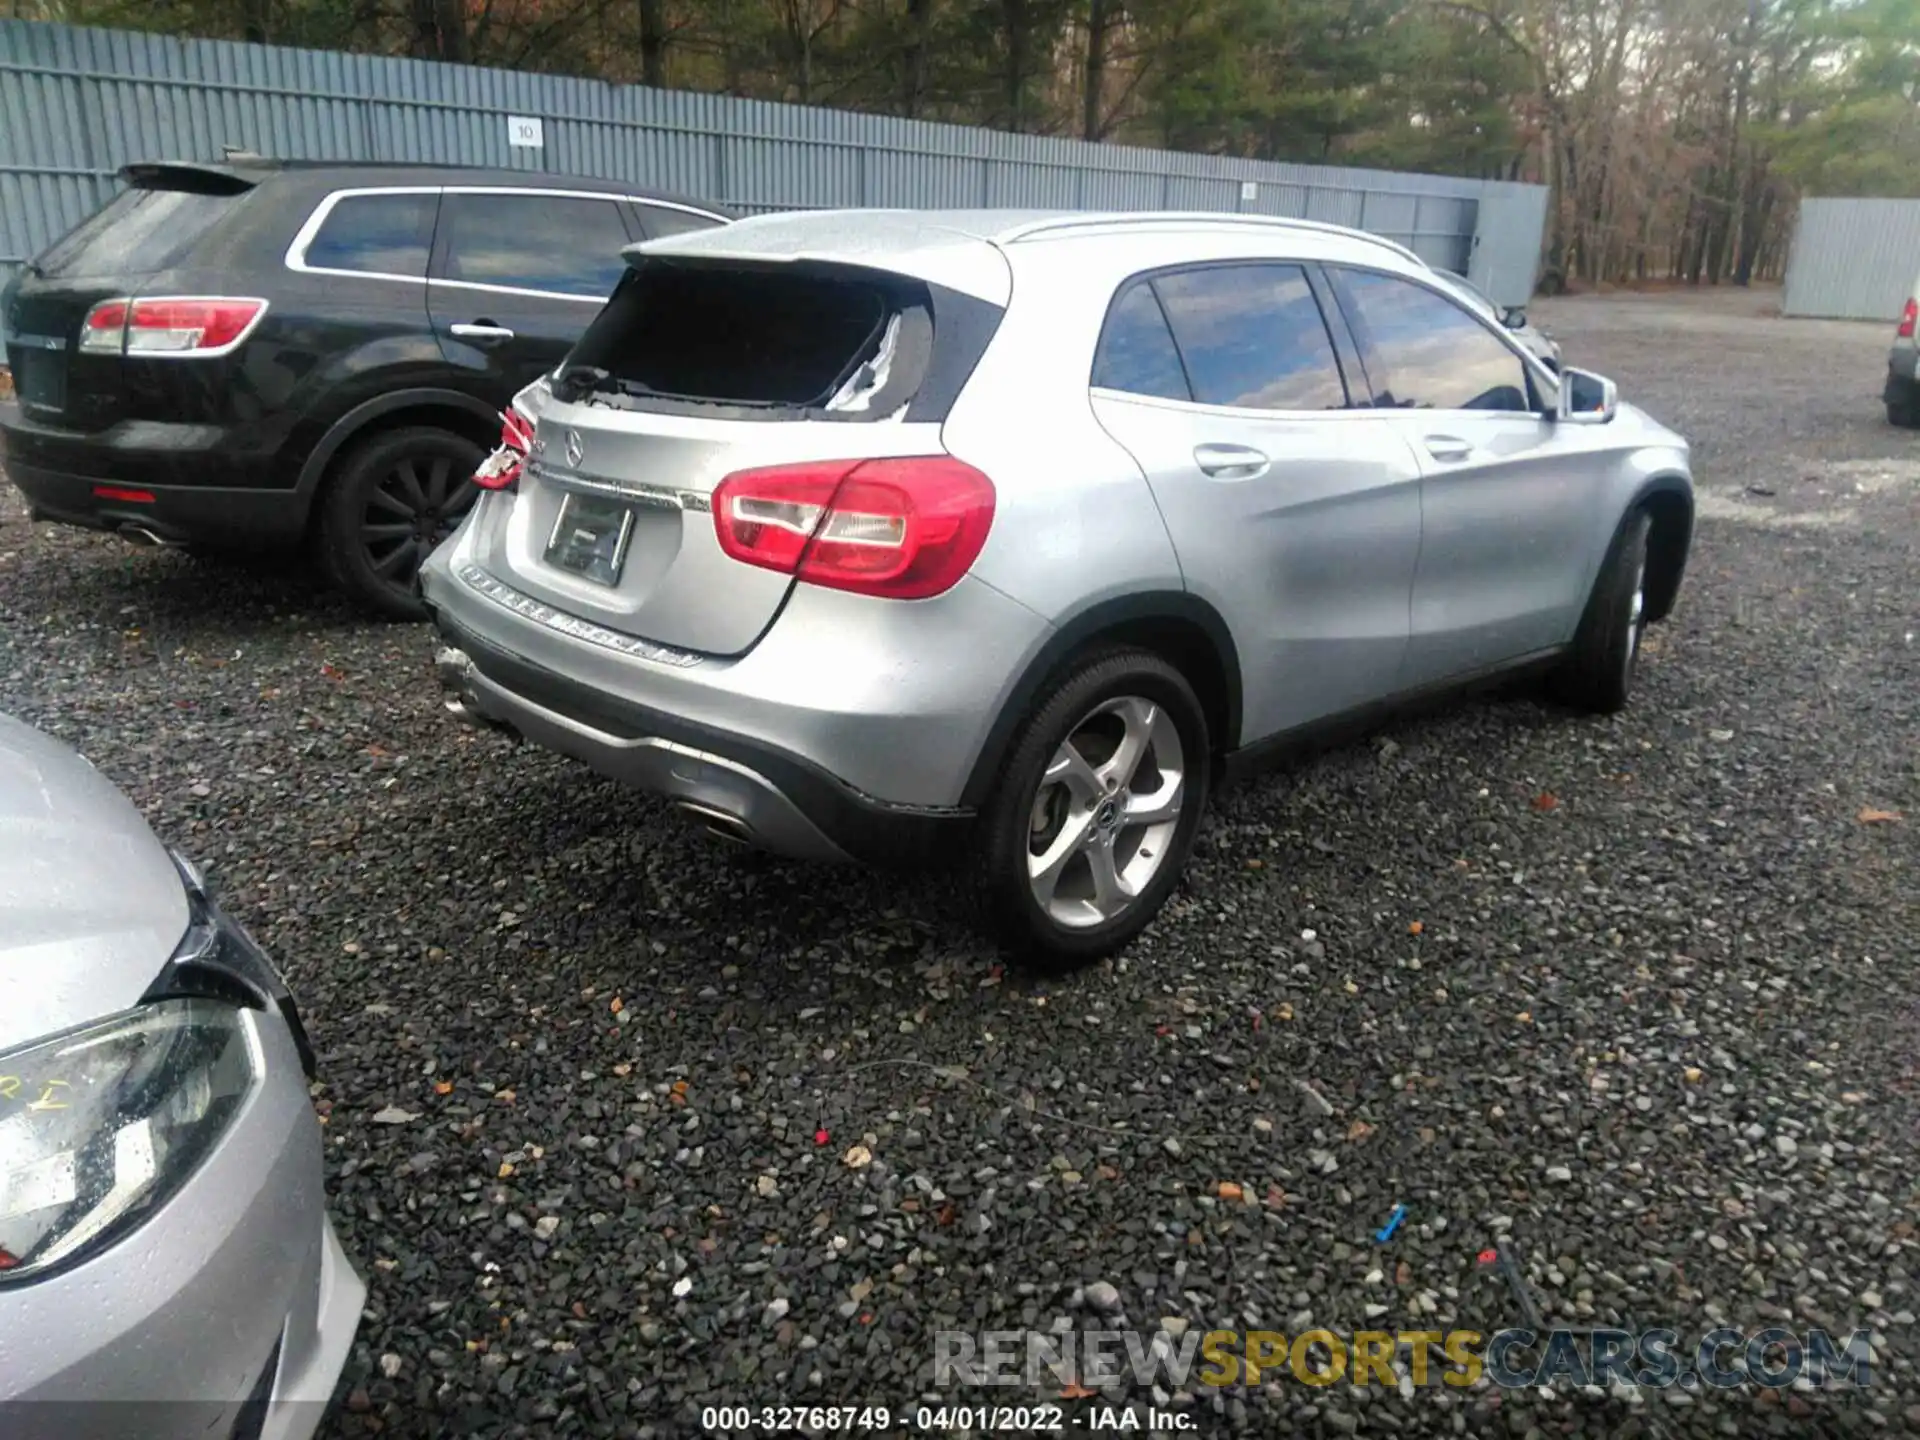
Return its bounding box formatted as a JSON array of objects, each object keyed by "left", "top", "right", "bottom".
[{"left": 2, "top": 287, "right": 1917, "bottom": 1439}]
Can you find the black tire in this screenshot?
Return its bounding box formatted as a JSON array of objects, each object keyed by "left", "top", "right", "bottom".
[
  {"left": 977, "top": 648, "right": 1211, "bottom": 969},
  {"left": 1887, "top": 384, "right": 1920, "bottom": 429},
  {"left": 316, "top": 426, "right": 484, "bottom": 621},
  {"left": 1553, "top": 507, "right": 1651, "bottom": 714}
]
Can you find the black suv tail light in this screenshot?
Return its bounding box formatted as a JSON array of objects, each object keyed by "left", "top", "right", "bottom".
[{"left": 79, "top": 296, "right": 268, "bottom": 357}]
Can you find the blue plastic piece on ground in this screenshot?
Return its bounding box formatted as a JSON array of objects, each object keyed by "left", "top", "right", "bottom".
[{"left": 1374, "top": 1203, "right": 1407, "bottom": 1243}]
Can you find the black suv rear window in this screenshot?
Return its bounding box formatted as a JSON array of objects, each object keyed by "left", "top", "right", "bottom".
[
  {"left": 33, "top": 186, "right": 243, "bottom": 278},
  {"left": 304, "top": 193, "right": 438, "bottom": 279},
  {"left": 560, "top": 260, "right": 933, "bottom": 416}
]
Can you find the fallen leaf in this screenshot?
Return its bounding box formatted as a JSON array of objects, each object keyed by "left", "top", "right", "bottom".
[
  {"left": 1096, "top": 1164, "right": 1120, "bottom": 1181},
  {"left": 936, "top": 1202, "right": 957, "bottom": 1226},
  {"left": 498, "top": 1162, "right": 515, "bottom": 1178},
  {"left": 434, "top": 1081, "right": 453, "bottom": 1095},
  {"left": 843, "top": 1144, "right": 873, "bottom": 1169},
  {"left": 1857, "top": 807, "right": 1903, "bottom": 824},
  {"left": 1531, "top": 792, "right": 1559, "bottom": 812},
  {"left": 1515, "top": 1011, "right": 1533, "bottom": 1025},
  {"left": 365, "top": 744, "right": 391, "bottom": 758},
  {"left": 610, "top": 996, "right": 624, "bottom": 1014},
  {"left": 1274, "top": 1002, "right": 1294, "bottom": 1022},
  {"left": 1217, "top": 1181, "right": 1244, "bottom": 1201},
  {"left": 1408, "top": 920, "right": 1424, "bottom": 935},
  {"left": 612, "top": 1063, "right": 632, "bottom": 1077},
  {"left": 495, "top": 1089, "right": 516, "bottom": 1105},
  {"left": 1346, "top": 1119, "right": 1376, "bottom": 1142},
  {"left": 1246, "top": 858, "right": 1264, "bottom": 870},
  {"left": 1059, "top": 1382, "right": 1097, "bottom": 1400},
  {"left": 1683, "top": 1067, "right": 1703, "bottom": 1084},
  {"left": 1395, "top": 1261, "right": 1411, "bottom": 1285}
]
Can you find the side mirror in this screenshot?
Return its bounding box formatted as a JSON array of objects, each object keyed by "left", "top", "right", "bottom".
[
  {"left": 1556, "top": 366, "right": 1617, "bottom": 424},
  {"left": 1499, "top": 305, "right": 1528, "bottom": 331}
]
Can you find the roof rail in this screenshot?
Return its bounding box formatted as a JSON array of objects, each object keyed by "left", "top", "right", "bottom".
[{"left": 998, "top": 211, "right": 1429, "bottom": 267}]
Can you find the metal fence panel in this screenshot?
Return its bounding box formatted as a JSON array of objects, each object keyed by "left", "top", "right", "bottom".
[
  {"left": 1783, "top": 198, "right": 1920, "bottom": 321},
  {"left": 0, "top": 17, "right": 1549, "bottom": 346}
]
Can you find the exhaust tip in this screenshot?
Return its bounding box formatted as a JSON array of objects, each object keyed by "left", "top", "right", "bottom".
[
  {"left": 674, "top": 800, "right": 755, "bottom": 848},
  {"left": 120, "top": 524, "right": 179, "bottom": 549}
]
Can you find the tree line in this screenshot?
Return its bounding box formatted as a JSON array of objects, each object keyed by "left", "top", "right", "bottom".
[{"left": 15, "top": 0, "right": 1920, "bottom": 290}]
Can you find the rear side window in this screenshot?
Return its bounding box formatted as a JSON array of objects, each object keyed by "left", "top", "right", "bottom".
[
  {"left": 303, "top": 193, "right": 437, "bottom": 278},
  {"left": 1092, "top": 283, "right": 1191, "bottom": 401},
  {"left": 1332, "top": 268, "right": 1531, "bottom": 412},
  {"left": 639, "top": 204, "right": 725, "bottom": 239},
  {"left": 1152, "top": 265, "right": 1349, "bottom": 411},
  {"left": 436, "top": 193, "right": 633, "bottom": 298},
  {"left": 562, "top": 260, "right": 932, "bottom": 415},
  {"left": 34, "top": 187, "right": 243, "bottom": 278}
]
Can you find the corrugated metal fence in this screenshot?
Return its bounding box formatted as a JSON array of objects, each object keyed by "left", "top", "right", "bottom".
[
  {"left": 1783, "top": 198, "right": 1920, "bottom": 321},
  {"left": 0, "top": 18, "right": 1550, "bottom": 347}
]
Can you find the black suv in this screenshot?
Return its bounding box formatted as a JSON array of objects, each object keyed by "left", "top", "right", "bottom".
[{"left": 0, "top": 160, "right": 729, "bottom": 616}]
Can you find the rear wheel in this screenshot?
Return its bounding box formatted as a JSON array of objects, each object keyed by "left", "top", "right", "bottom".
[
  {"left": 1887, "top": 376, "right": 1920, "bottom": 428},
  {"left": 977, "top": 649, "right": 1210, "bottom": 969},
  {"left": 317, "top": 426, "right": 484, "bottom": 620}
]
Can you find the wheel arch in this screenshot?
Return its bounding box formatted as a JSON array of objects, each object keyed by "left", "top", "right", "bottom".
[
  {"left": 1633, "top": 474, "right": 1693, "bottom": 624},
  {"left": 959, "top": 592, "right": 1242, "bottom": 810},
  {"left": 294, "top": 388, "right": 501, "bottom": 520}
]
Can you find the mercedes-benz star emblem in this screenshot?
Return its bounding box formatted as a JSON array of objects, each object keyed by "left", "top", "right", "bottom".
[{"left": 564, "top": 429, "right": 585, "bottom": 468}]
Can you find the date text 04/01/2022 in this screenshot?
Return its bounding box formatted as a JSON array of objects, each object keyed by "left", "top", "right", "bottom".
[{"left": 698, "top": 1404, "right": 1197, "bottom": 1431}]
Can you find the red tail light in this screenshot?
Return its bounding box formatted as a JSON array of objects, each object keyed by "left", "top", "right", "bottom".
[
  {"left": 474, "top": 407, "right": 535, "bottom": 491},
  {"left": 1899, "top": 298, "right": 1917, "bottom": 339},
  {"left": 712, "top": 456, "right": 995, "bottom": 600},
  {"left": 78, "top": 297, "right": 268, "bottom": 356}
]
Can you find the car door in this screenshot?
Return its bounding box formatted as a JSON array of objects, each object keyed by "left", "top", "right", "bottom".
[
  {"left": 1088, "top": 262, "right": 1424, "bottom": 745},
  {"left": 1326, "top": 265, "right": 1616, "bottom": 688},
  {"left": 426, "top": 188, "right": 639, "bottom": 402}
]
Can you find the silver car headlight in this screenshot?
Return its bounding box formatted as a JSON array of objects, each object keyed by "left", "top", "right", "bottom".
[{"left": 0, "top": 1000, "right": 255, "bottom": 1282}]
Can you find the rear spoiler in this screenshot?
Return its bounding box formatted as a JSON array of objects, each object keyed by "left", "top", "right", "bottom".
[{"left": 117, "top": 161, "right": 265, "bottom": 196}]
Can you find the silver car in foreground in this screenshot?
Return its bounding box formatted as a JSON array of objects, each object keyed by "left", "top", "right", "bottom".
[
  {"left": 0, "top": 714, "right": 363, "bottom": 1439},
  {"left": 423, "top": 209, "right": 1693, "bottom": 965}
]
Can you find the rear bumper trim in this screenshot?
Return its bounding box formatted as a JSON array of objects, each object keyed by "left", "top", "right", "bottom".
[
  {"left": 430, "top": 606, "right": 972, "bottom": 868},
  {"left": 456, "top": 561, "right": 702, "bottom": 668}
]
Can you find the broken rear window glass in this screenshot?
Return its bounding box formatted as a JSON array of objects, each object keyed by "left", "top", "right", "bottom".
[{"left": 560, "top": 260, "right": 930, "bottom": 416}]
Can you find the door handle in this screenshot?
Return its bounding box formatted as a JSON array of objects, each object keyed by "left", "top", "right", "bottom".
[
  {"left": 1193, "top": 443, "right": 1270, "bottom": 479},
  {"left": 1424, "top": 434, "right": 1473, "bottom": 462},
  {"left": 450, "top": 321, "right": 516, "bottom": 343}
]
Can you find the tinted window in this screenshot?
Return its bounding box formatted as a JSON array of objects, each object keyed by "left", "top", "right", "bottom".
[
  {"left": 1092, "top": 282, "right": 1190, "bottom": 400},
  {"left": 36, "top": 187, "right": 243, "bottom": 278},
  {"left": 1152, "top": 265, "right": 1348, "bottom": 410},
  {"left": 437, "top": 194, "right": 633, "bottom": 298},
  {"left": 304, "top": 193, "right": 437, "bottom": 278},
  {"left": 1334, "top": 269, "right": 1531, "bottom": 411},
  {"left": 639, "top": 204, "right": 726, "bottom": 239}
]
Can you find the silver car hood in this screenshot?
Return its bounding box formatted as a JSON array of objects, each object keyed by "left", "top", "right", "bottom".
[{"left": 0, "top": 714, "right": 186, "bottom": 1053}]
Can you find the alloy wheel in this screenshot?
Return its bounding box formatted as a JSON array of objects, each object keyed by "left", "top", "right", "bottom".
[
  {"left": 360, "top": 454, "right": 476, "bottom": 591},
  {"left": 1026, "top": 695, "right": 1187, "bottom": 929}
]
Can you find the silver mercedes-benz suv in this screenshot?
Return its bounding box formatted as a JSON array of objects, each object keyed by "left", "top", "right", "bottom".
[{"left": 421, "top": 209, "right": 1694, "bottom": 966}]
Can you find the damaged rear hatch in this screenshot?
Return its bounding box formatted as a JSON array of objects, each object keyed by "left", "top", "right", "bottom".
[{"left": 463, "top": 212, "right": 1012, "bottom": 658}]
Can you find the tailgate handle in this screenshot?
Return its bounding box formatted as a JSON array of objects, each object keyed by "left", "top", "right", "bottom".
[
  {"left": 1194, "top": 443, "right": 1269, "bottom": 479},
  {"left": 450, "top": 321, "right": 516, "bottom": 344}
]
